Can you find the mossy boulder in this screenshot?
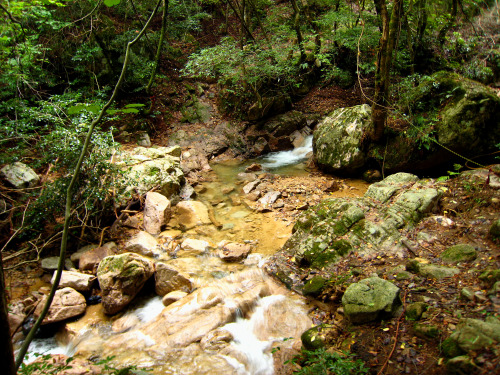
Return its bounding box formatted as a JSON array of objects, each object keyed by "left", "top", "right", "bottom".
[
  {"left": 313, "top": 104, "right": 372, "bottom": 175},
  {"left": 445, "top": 317, "right": 500, "bottom": 355},
  {"left": 414, "top": 323, "right": 440, "bottom": 339},
  {"left": 342, "top": 277, "right": 401, "bottom": 324},
  {"left": 440, "top": 244, "right": 477, "bottom": 263},
  {"left": 302, "top": 275, "right": 327, "bottom": 297},
  {"left": 368, "top": 71, "right": 500, "bottom": 174},
  {"left": 406, "top": 302, "right": 428, "bottom": 321},
  {"left": 96, "top": 253, "right": 154, "bottom": 315},
  {"left": 301, "top": 324, "right": 336, "bottom": 350},
  {"left": 114, "top": 146, "right": 184, "bottom": 206}
]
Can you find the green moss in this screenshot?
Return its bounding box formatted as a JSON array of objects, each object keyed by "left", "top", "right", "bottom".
[
  {"left": 302, "top": 276, "right": 327, "bottom": 297},
  {"left": 441, "top": 337, "right": 465, "bottom": 358}
]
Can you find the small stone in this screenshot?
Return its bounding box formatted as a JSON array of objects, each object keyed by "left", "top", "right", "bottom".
[
  {"left": 1, "top": 162, "right": 40, "bottom": 189},
  {"left": 245, "top": 163, "right": 262, "bottom": 172},
  {"left": 405, "top": 302, "right": 428, "bottom": 321},
  {"left": 178, "top": 238, "right": 210, "bottom": 257},
  {"left": 414, "top": 323, "right": 440, "bottom": 338},
  {"left": 460, "top": 287, "right": 475, "bottom": 301},
  {"left": 302, "top": 276, "right": 326, "bottom": 297}
]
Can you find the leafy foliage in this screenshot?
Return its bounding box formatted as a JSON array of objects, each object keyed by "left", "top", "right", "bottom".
[{"left": 290, "top": 348, "right": 368, "bottom": 375}]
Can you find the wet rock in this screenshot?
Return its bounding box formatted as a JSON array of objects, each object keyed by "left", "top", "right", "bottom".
[
  {"left": 162, "top": 291, "right": 188, "bottom": 306},
  {"left": 405, "top": 302, "right": 428, "bottom": 321},
  {"left": 97, "top": 253, "right": 154, "bottom": 315},
  {"left": 200, "top": 328, "right": 233, "bottom": 352},
  {"left": 217, "top": 240, "right": 252, "bottom": 262},
  {"left": 114, "top": 146, "right": 184, "bottom": 206},
  {"left": 440, "top": 244, "right": 477, "bottom": 263},
  {"left": 34, "top": 287, "right": 86, "bottom": 324},
  {"left": 252, "top": 137, "right": 270, "bottom": 155},
  {"left": 144, "top": 192, "right": 172, "bottom": 235},
  {"left": 51, "top": 270, "right": 96, "bottom": 292},
  {"left": 124, "top": 231, "right": 160, "bottom": 257},
  {"left": 175, "top": 200, "right": 211, "bottom": 230},
  {"left": 8, "top": 301, "right": 26, "bottom": 335},
  {"left": 78, "top": 245, "right": 116, "bottom": 272},
  {"left": 112, "top": 314, "right": 141, "bottom": 333},
  {"left": 245, "top": 163, "right": 262, "bottom": 172},
  {"left": 301, "top": 324, "right": 337, "bottom": 350},
  {"left": 178, "top": 238, "right": 210, "bottom": 257},
  {"left": 261, "top": 110, "right": 307, "bottom": 138},
  {"left": 155, "top": 262, "right": 194, "bottom": 296},
  {"left": 181, "top": 147, "right": 212, "bottom": 175},
  {"left": 1, "top": 161, "right": 40, "bottom": 189},
  {"left": 407, "top": 260, "right": 460, "bottom": 279},
  {"left": 313, "top": 104, "right": 372, "bottom": 175},
  {"left": 342, "top": 277, "right": 401, "bottom": 324}
]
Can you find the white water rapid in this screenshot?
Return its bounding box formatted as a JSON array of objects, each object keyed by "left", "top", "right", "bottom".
[{"left": 259, "top": 135, "right": 313, "bottom": 169}]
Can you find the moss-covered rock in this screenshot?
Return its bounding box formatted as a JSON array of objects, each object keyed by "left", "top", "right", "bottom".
[
  {"left": 342, "top": 277, "right": 401, "bottom": 324},
  {"left": 313, "top": 104, "right": 372, "bottom": 175},
  {"left": 440, "top": 244, "right": 477, "bottom": 263},
  {"left": 302, "top": 275, "right": 327, "bottom": 297},
  {"left": 406, "top": 302, "right": 428, "bottom": 321},
  {"left": 301, "top": 324, "right": 336, "bottom": 350},
  {"left": 414, "top": 322, "right": 440, "bottom": 339},
  {"left": 489, "top": 219, "right": 500, "bottom": 238}
]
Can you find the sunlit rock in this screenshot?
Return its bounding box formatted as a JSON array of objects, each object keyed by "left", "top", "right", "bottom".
[
  {"left": 155, "top": 262, "right": 194, "bottom": 296},
  {"left": 144, "top": 191, "right": 171, "bottom": 235},
  {"left": 34, "top": 287, "right": 86, "bottom": 324},
  {"left": 174, "top": 200, "right": 211, "bottom": 230},
  {"left": 178, "top": 238, "right": 210, "bottom": 257},
  {"left": 124, "top": 231, "right": 160, "bottom": 257},
  {"left": 78, "top": 244, "right": 116, "bottom": 272},
  {"left": 51, "top": 270, "right": 96, "bottom": 292},
  {"left": 97, "top": 253, "right": 154, "bottom": 315},
  {"left": 1, "top": 161, "right": 40, "bottom": 189},
  {"left": 217, "top": 240, "right": 252, "bottom": 262}
]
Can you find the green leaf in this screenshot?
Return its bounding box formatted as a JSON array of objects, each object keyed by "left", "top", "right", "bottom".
[
  {"left": 86, "top": 104, "right": 101, "bottom": 114},
  {"left": 104, "top": 0, "right": 121, "bottom": 7},
  {"left": 125, "top": 103, "right": 145, "bottom": 108},
  {"left": 120, "top": 108, "right": 140, "bottom": 114},
  {"left": 67, "top": 104, "right": 86, "bottom": 115}
]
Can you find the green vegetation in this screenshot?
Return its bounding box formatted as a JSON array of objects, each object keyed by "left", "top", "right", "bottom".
[{"left": 289, "top": 348, "right": 368, "bottom": 375}]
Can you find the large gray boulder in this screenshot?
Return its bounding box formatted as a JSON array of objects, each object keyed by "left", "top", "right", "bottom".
[
  {"left": 313, "top": 104, "right": 372, "bottom": 175},
  {"left": 342, "top": 277, "right": 401, "bottom": 324},
  {"left": 96, "top": 253, "right": 154, "bottom": 315},
  {"left": 114, "top": 146, "right": 184, "bottom": 206},
  {"left": 1, "top": 162, "right": 40, "bottom": 189}
]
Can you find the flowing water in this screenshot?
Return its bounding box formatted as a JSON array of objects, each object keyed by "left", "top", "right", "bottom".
[{"left": 18, "top": 138, "right": 367, "bottom": 374}]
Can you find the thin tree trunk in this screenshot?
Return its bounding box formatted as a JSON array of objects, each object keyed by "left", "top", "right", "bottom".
[
  {"left": 438, "top": 0, "right": 458, "bottom": 45},
  {"left": 371, "top": 0, "right": 402, "bottom": 142},
  {"left": 0, "top": 254, "right": 16, "bottom": 375},
  {"left": 290, "top": 0, "right": 306, "bottom": 62}
]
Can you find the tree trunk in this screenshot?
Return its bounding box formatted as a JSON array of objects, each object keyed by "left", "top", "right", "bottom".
[
  {"left": 438, "top": 0, "right": 458, "bottom": 45},
  {"left": 290, "top": 0, "right": 306, "bottom": 62},
  {"left": 371, "top": 0, "right": 402, "bottom": 142},
  {"left": 0, "top": 255, "right": 16, "bottom": 375}
]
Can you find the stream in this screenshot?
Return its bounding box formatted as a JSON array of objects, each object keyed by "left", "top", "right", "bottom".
[{"left": 18, "top": 137, "right": 368, "bottom": 374}]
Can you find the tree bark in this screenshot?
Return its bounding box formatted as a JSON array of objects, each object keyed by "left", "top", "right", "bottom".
[
  {"left": 0, "top": 254, "right": 16, "bottom": 375},
  {"left": 371, "top": 0, "right": 402, "bottom": 142}
]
